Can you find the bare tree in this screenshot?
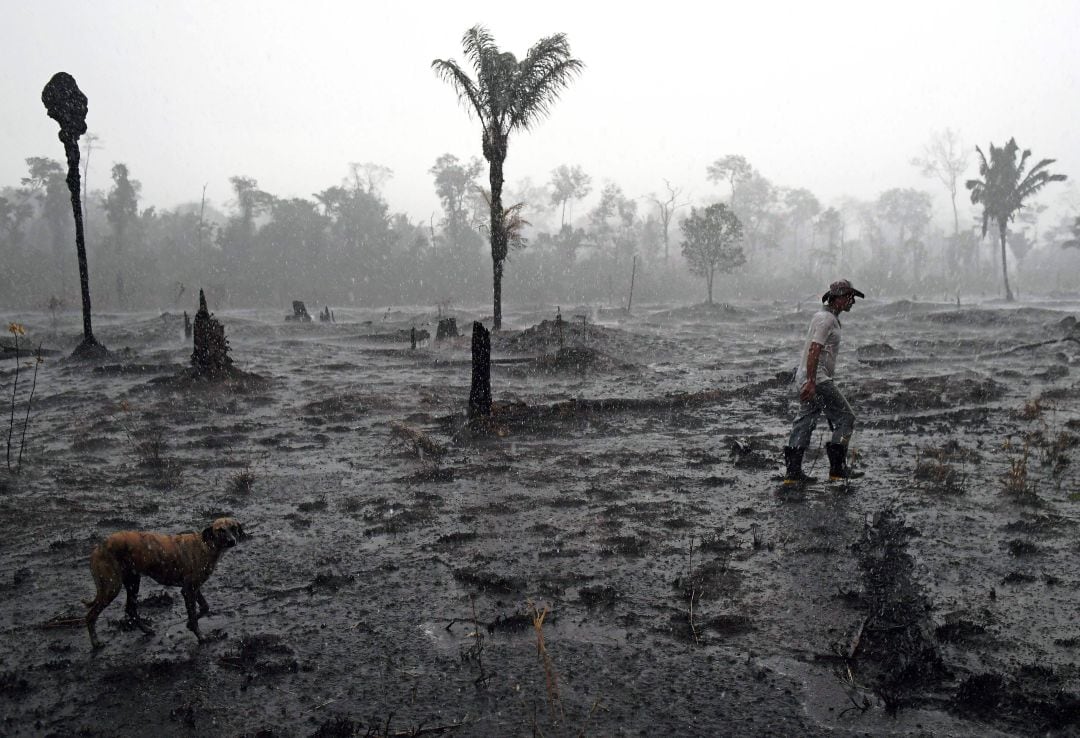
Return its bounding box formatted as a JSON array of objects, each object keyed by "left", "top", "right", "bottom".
[
  {"left": 648, "top": 179, "right": 688, "bottom": 261},
  {"left": 197, "top": 183, "right": 209, "bottom": 255},
  {"left": 80, "top": 131, "right": 102, "bottom": 223},
  {"left": 911, "top": 128, "right": 968, "bottom": 238}
]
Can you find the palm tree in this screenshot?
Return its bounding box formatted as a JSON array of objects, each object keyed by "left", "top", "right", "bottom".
[
  {"left": 966, "top": 138, "right": 1066, "bottom": 301},
  {"left": 42, "top": 72, "right": 106, "bottom": 358},
  {"left": 433, "top": 25, "right": 582, "bottom": 330}
]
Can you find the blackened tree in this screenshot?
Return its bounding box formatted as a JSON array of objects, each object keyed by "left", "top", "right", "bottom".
[{"left": 41, "top": 72, "right": 105, "bottom": 357}]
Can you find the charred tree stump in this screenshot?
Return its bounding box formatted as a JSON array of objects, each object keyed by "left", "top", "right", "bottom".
[
  {"left": 468, "top": 321, "right": 491, "bottom": 419},
  {"left": 191, "top": 289, "right": 233, "bottom": 378},
  {"left": 287, "top": 300, "right": 312, "bottom": 322},
  {"left": 410, "top": 327, "right": 417, "bottom": 350},
  {"left": 436, "top": 317, "right": 458, "bottom": 341},
  {"left": 42, "top": 72, "right": 106, "bottom": 359}
]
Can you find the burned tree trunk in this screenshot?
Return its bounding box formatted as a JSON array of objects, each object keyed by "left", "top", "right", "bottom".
[
  {"left": 468, "top": 321, "right": 491, "bottom": 419},
  {"left": 42, "top": 72, "right": 106, "bottom": 359},
  {"left": 436, "top": 317, "right": 458, "bottom": 341},
  {"left": 190, "top": 289, "right": 232, "bottom": 378},
  {"left": 183, "top": 310, "right": 192, "bottom": 339},
  {"left": 287, "top": 301, "right": 312, "bottom": 322}
]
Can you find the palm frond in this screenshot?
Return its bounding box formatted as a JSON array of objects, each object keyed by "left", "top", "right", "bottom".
[
  {"left": 461, "top": 25, "right": 497, "bottom": 72},
  {"left": 512, "top": 60, "right": 584, "bottom": 131},
  {"left": 508, "top": 34, "right": 583, "bottom": 131},
  {"left": 966, "top": 138, "right": 1067, "bottom": 235},
  {"left": 486, "top": 51, "right": 520, "bottom": 135},
  {"left": 435, "top": 26, "right": 582, "bottom": 164},
  {"left": 431, "top": 59, "right": 486, "bottom": 124},
  {"left": 476, "top": 187, "right": 530, "bottom": 246}
]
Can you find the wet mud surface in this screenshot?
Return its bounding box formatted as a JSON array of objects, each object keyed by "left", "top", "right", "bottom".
[{"left": 1, "top": 298, "right": 1079, "bottom": 736}]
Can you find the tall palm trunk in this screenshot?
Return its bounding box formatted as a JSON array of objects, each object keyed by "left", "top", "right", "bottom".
[
  {"left": 486, "top": 138, "right": 508, "bottom": 331},
  {"left": 998, "top": 220, "right": 1013, "bottom": 301},
  {"left": 43, "top": 72, "right": 103, "bottom": 357},
  {"left": 62, "top": 137, "right": 98, "bottom": 349}
]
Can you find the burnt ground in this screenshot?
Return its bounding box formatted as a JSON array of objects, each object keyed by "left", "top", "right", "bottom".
[{"left": 1, "top": 298, "right": 1079, "bottom": 736}]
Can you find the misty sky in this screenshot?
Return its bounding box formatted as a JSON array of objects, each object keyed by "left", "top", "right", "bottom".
[{"left": 4, "top": 0, "right": 1079, "bottom": 228}]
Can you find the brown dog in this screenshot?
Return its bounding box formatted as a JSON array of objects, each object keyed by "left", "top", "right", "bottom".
[{"left": 84, "top": 517, "right": 246, "bottom": 649}]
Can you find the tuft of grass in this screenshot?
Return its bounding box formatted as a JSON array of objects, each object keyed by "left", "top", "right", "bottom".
[
  {"left": 227, "top": 465, "right": 256, "bottom": 496},
  {"left": 133, "top": 425, "right": 168, "bottom": 467},
  {"left": 913, "top": 454, "right": 966, "bottom": 495},
  {"left": 1017, "top": 398, "right": 1044, "bottom": 421},
  {"left": 1002, "top": 443, "right": 1037, "bottom": 502}
]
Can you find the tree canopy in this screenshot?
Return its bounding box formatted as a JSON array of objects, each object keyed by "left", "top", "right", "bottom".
[
  {"left": 432, "top": 25, "right": 582, "bottom": 329},
  {"left": 680, "top": 203, "right": 745, "bottom": 304}
]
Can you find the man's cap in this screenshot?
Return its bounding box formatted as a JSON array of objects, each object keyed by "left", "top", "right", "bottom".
[{"left": 821, "top": 279, "right": 866, "bottom": 303}]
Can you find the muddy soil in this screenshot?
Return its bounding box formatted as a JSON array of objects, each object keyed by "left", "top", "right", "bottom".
[{"left": 1, "top": 298, "right": 1079, "bottom": 736}]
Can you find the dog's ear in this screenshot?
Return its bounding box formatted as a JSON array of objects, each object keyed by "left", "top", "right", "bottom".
[{"left": 202, "top": 527, "right": 214, "bottom": 545}]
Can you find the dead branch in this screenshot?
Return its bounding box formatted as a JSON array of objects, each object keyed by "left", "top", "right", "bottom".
[
  {"left": 847, "top": 616, "right": 867, "bottom": 660},
  {"left": 40, "top": 615, "right": 85, "bottom": 629},
  {"left": 390, "top": 420, "right": 446, "bottom": 457}
]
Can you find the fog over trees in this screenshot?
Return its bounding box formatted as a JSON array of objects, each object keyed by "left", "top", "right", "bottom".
[
  {"left": 3, "top": 131, "right": 1077, "bottom": 314},
  {"left": 2, "top": 13, "right": 1078, "bottom": 315}
]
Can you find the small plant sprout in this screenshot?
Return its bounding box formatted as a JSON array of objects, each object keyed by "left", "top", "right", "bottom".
[
  {"left": 6, "top": 325, "right": 42, "bottom": 473},
  {"left": 529, "top": 600, "right": 563, "bottom": 723},
  {"left": 115, "top": 401, "right": 182, "bottom": 486},
  {"left": 1018, "top": 398, "right": 1043, "bottom": 422},
  {"left": 17, "top": 348, "right": 45, "bottom": 470}
]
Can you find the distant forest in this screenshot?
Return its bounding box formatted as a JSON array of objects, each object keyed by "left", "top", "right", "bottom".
[{"left": 2, "top": 143, "right": 1079, "bottom": 312}]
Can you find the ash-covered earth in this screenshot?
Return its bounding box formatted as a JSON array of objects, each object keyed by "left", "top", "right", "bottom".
[{"left": 1, "top": 297, "right": 1079, "bottom": 736}]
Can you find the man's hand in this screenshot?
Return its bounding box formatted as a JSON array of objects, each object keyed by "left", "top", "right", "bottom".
[{"left": 800, "top": 379, "right": 816, "bottom": 402}]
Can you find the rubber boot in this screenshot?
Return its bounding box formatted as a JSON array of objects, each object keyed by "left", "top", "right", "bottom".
[
  {"left": 825, "top": 442, "right": 863, "bottom": 481},
  {"left": 783, "top": 447, "right": 816, "bottom": 485}
]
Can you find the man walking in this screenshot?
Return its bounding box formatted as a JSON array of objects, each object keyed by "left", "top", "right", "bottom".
[{"left": 783, "top": 279, "right": 865, "bottom": 484}]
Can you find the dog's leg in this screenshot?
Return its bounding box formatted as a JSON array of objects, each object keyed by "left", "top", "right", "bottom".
[
  {"left": 122, "top": 570, "right": 155, "bottom": 635},
  {"left": 182, "top": 586, "right": 204, "bottom": 642},
  {"left": 196, "top": 591, "right": 210, "bottom": 619},
  {"left": 85, "top": 547, "right": 122, "bottom": 649}
]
